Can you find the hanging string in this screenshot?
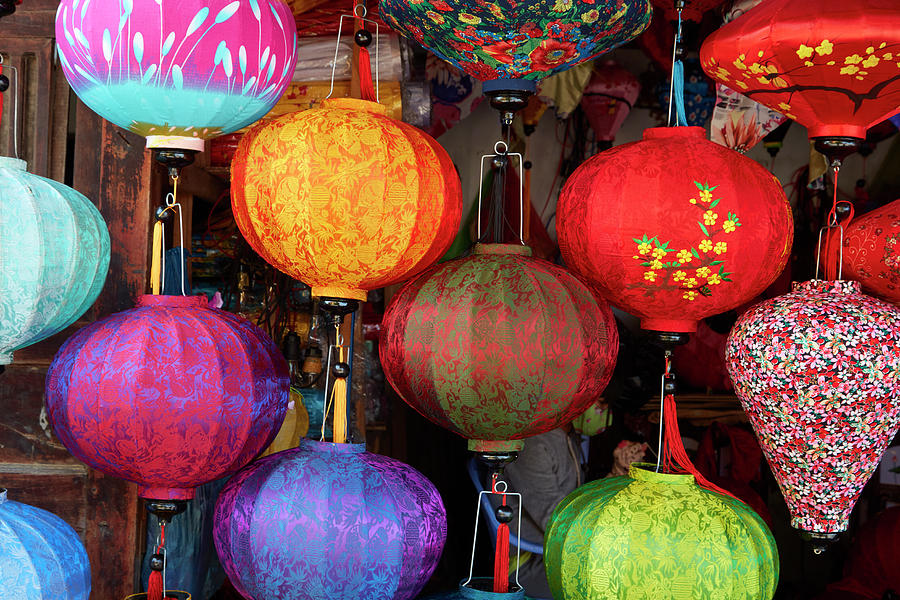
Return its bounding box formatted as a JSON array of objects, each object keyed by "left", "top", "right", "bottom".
[
  {"left": 822, "top": 163, "right": 854, "bottom": 281},
  {"left": 491, "top": 474, "right": 510, "bottom": 594},
  {"left": 150, "top": 177, "right": 188, "bottom": 295},
  {"left": 321, "top": 321, "right": 350, "bottom": 443},
  {"left": 147, "top": 522, "right": 166, "bottom": 600}
]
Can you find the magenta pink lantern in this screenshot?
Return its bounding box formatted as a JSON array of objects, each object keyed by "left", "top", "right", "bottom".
[{"left": 55, "top": 0, "right": 297, "bottom": 152}]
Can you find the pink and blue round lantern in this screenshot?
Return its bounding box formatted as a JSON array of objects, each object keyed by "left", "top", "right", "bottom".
[
  {"left": 0, "top": 489, "right": 91, "bottom": 600},
  {"left": 0, "top": 157, "right": 109, "bottom": 366},
  {"left": 214, "top": 439, "right": 447, "bottom": 600},
  {"left": 55, "top": 0, "right": 297, "bottom": 152},
  {"left": 45, "top": 294, "right": 288, "bottom": 500}
]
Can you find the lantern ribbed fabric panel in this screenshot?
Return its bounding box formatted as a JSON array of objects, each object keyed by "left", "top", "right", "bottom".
[
  {"left": 55, "top": 0, "right": 297, "bottom": 149},
  {"left": 381, "top": 243, "right": 618, "bottom": 453},
  {"left": 0, "top": 490, "right": 91, "bottom": 600},
  {"left": 726, "top": 280, "right": 900, "bottom": 535},
  {"left": 545, "top": 464, "right": 778, "bottom": 600},
  {"left": 558, "top": 126, "right": 793, "bottom": 333},
  {"left": 231, "top": 98, "right": 461, "bottom": 301},
  {"left": 842, "top": 199, "right": 900, "bottom": 304},
  {"left": 0, "top": 157, "right": 109, "bottom": 365},
  {"left": 700, "top": 0, "right": 900, "bottom": 141},
  {"left": 214, "top": 439, "right": 447, "bottom": 600},
  {"left": 45, "top": 294, "right": 288, "bottom": 500},
  {"left": 380, "top": 0, "right": 652, "bottom": 83}
]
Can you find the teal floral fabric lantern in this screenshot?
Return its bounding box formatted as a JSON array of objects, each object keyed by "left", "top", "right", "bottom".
[
  {"left": 545, "top": 464, "right": 778, "bottom": 600},
  {"left": 0, "top": 157, "right": 110, "bottom": 365}
]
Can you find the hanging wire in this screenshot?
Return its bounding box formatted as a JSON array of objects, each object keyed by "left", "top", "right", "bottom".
[
  {"left": 158, "top": 176, "right": 188, "bottom": 296},
  {"left": 476, "top": 141, "right": 525, "bottom": 245},
  {"left": 463, "top": 476, "right": 524, "bottom": 591},
  {"left": 656, "top": 351, "right": 671, "bottom": 473},
  {"left": 0, "top": 56, "right": 20, "bottom": 160},
  {"left": 325, "top": 4, "right": 381, "bottom": 103},
  {"left": 666, "top": 7, "right": 684, "bottom": 127}
]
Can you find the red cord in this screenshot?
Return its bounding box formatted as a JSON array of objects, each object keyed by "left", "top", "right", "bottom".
[{"left": 358, "top": 45, "right": 377, "bottom": 102}]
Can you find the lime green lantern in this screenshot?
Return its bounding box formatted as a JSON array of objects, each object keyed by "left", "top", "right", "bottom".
[{"left": 545, "top": 464, "right": 778, "bottom": 600}]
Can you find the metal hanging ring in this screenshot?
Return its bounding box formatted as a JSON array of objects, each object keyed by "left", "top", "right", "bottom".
[{"left": 353, "top": 3, "right": 367, "bottom": 17}]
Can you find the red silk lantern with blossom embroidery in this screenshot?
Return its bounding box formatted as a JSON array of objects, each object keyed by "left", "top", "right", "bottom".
[
  {"left": 700, "top": 0, "right": 900, "bottom": 154},
  {"left": 558, "top": 126, "right": 793, "bottom": 333},
  {"left": 842, "top": 199, "right": 900, "bottom": 304}
]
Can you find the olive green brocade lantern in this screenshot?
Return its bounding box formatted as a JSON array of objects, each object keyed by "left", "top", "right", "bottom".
[{"left": 545, "top": 464, "right": 778, "bottom": 600}]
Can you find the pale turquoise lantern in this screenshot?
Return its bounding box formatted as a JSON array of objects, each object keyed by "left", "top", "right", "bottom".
[
  {"left": 0, "top": 157, "right": 109, "bottom": 365},
  {"left": 0, "top": 488, "right": 92, "bottom": 599}
]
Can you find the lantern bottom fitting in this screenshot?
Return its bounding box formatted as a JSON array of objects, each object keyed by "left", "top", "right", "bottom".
[
  {"left": 146, "top": 135, "right": 207, "bottom": 153},
  {"left": 640, "top": 317, "right": 698, "bottom": 334},
  {"left": 812, "top": 135, "right": 864, "bottom": 164},
  {"left": 312, "top": 286, "right": 369, "bottom": 303},
  {"left": 139, "top": 485, "right": 196, "bottom": 501},
  {"left": 468, "top": 438, "right": 525, "bottom": 454},
  {"left": 125, "top": 591, "right": 191, "bottom": 600},
  {"left": 458, "top": 578, "right": 525, "bottom": 599}
]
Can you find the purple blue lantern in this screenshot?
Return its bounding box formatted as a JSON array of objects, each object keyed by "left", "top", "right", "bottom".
[
  {"left": 214, "top": 439, "right": 447, "bottom": 600},
  {"left": 0, "top": 488, "right": 91, "bottom": 600},
  {"left": 55, "top": 0, "right": 297, "bottom": 152}
]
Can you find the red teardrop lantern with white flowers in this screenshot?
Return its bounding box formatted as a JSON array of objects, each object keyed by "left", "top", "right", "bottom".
[
  {"left": 842, "top": 198, "right": 900, "bottom": 304},
  {"left": 558, "top": 126, "right": 794, "bottom": 333},
  {"left": 726, "top": 280, "right": 900, "bottom": 544}
]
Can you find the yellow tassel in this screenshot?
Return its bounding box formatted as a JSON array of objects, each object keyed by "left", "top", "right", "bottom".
[
  {"left": 150, "top": 220, "right": 163, "bottom": 295},
  {"left": 332, "top": 345, "right": 348, "bottom": 444}
]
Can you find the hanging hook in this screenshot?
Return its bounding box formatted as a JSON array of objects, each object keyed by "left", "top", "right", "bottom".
[
  {"left": 325, "top": 11, "right": 381, "bottom": 103},
  {"left": 476, "top": 141, "right": 525, "bottom": 245},
  {"left": 0, "top": 56, "right": 20, "bottom": 160}
]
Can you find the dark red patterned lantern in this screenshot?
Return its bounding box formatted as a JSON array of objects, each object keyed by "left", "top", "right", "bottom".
[
  {"left": 842, "top": 199, "right": 900, "bottom": 304},
  {"left": 380, "top": 244, "right": 618, "bottom": 453},
  {"left": 700, "top": 0, "right": 900, "bottom": 157},
  {"left": 45, "top": 295, "right": 288, "bottom": 500},
  {"left": 558, "top": 126, "right": 794, "bottom": 334}
]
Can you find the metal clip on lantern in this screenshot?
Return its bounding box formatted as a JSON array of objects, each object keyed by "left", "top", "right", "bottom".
[
  {"left": 326, "top": 3, "right": 381, "bottom": 104},
  {"left": 477, "top": 141, "right": 525, "bottom": 247},
  {"left": 464, "top": 474, "right": 526, "bottom": 596}
]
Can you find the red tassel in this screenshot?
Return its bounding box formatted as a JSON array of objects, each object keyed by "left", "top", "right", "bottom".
[
  {"left": 661, "top": 394, "right": 742, "bottom": 501},
  {"left": 358, "top": 45, "right": 377, "bottom": 102},
  {"left": 493, "top": 522, "right": 510, "bottom": 593},
  {"left": 147, "top": 569, "right": 163, "bottom": 600}
]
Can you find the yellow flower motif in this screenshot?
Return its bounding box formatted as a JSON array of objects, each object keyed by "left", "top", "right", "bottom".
[
  {"left": 581, "top": 9, "right": 599, "bottom": 23},
  {"left": 862, "top": 55, "right": 880, "bottom": 69},
  {"left": 683, "top": 290, "right": 698, "bottom": 301},
  {"left": 672, "top": 270, "right": 687, "bottom": 282},
  {"left": 815, "top": 40, "right": 833, "bottom": 56},
  {"left": 638, "top": 242, "right": 652, "bottom": 254},
  {"left": 426, "top": 10, "right": 445, "bottom": 24},
  {"left": 773, "top": 77, "right": 789, "bottom": 88},
  {"left": 684, "top": 277, "right": 698, "bottom": 289},
  {"left": 689, "top": 197, "right": 698, "bottom": 204},
  {"left": 757, "top": 76, "right": 771, "bottom": 85},
  {"left": 650, "top": 259, "right": 664, "bottom": 270},
  {"left": 715, "top": 67, "right": 731, "bottom": 80},
  {"left": 733, "top": 55, "right": 747, "bottom": 70},
  {"left": 757, "top": 50, "right": 764, "bottom": 58},
  {"left": 778, "top": 102, "right": 792, "bottom": 111},
  {"left": 552, "top": 0, "right": 572, "bottom": 10},
  {"left": 884, "top": 53, "right": 893, "bottom": 60},
  {"left": 845, "top": 54, "right": 863, "bottom": 65},
  {"left": 632, "top": 255, "right": 639, "bottom": 259},
  {"left": 841, "top": 65, "right": 860, "bottom": 75},
  {"left": 644, "top": 271, "right": 657, "bottom": 282},
  {"left": 723, "top": 220, "right": 737, "bottom": 233},
  {"left": 804, "top": 61, "right": 815, "bottom": 67},
  {"left": 459, "top": 12, "right": 481, "bottom": 24},
  {"left": 749, "top": 62, "right": 764, "bottom": 74},
  {"left": 714, "top": 241, "right": 728, "bottom": 254},
  {"left": 827, "top": 60, "right": 836, "bottom": 66},
  {"left": 652, "top": 247, "right": 666, "bottom": 259},
  {"left": 676, "top": 249, "right": 693, "bottom": 264},
  {"left": 696, "top": 266, "right": 711, "bottom": 278},
  {"left": 699, "top": 239, "right": 713, "bottom": 252},
  {"left": 735, "top": 81, "right": 749, "bottom": 90},
  {"left": 796, "top": 44, "right": 814, "bottom": 59},
  {"left": 765, "top": 64, "right": 778, "bottom": 74},
  {"left": 703, "top": 210, "right": 718, "bottom": 226},
  {"left": 699, "top": 189, "right": 713, "bottom": 203},
  {"left": 489, "top": 3, "right": 503, "bottom": 17},
  {"left": 880, "top": 42, "right": 888, "bottom": 49},
  {"left": 866, "top": 46, "right": 875, "bottom": 54},
  {"left": 708, "top": 273, "right": 722, "bottom": 285}
]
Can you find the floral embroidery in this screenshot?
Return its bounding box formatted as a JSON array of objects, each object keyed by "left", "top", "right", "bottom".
[{"left": 633, "top": 181, "right": 737, "bottom": 301}]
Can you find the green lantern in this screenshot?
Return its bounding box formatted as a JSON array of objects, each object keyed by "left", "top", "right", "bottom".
[{"left": 545, "top": 464, "right": 778, "bottom": 600}]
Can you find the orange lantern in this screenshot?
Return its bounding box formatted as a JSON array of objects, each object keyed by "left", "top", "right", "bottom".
[{"left": 231, "top": 98, "right": 462, "bottom": 301}]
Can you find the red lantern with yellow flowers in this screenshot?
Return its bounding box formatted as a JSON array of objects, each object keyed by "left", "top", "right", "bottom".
[
  {"left": 557, "top": 126, "right": 793, "bottom": 334},
  {"left": 700, "top": 0, "right": 900, "bottom": 158},
  {"left": 230, "top": 97, "right": 462, "bottom": 302}
]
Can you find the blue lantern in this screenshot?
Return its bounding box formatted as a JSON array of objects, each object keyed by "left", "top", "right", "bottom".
[
  {"left": 0, "top": 157, "right": 109, "bottom": 365},
  {"left": 0, "top": 488, "right": 91, "bottom": 599}
]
